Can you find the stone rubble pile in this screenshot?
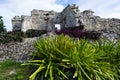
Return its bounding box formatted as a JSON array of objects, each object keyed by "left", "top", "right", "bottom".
[
  {"left": 0, "top": 37, "right": 37, "bottom": 62},
  {"left": 0, "top": 32, "right": 56, "bottom": 62}
]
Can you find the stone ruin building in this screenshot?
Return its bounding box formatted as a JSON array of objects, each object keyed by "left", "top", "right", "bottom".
[
  {"left": 12, "top": 4, "right": 120, "bottom": 37},
  {"left": 1, "top": 4, "right": 120, "bottom": 61}
]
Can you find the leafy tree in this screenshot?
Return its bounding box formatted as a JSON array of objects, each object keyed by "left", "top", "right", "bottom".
[{"left": 0, "top": 16, "right": 6, "bottom": 33}]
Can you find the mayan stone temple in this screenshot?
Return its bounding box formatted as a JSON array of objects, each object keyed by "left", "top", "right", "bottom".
[{"left": 12, "top": 4, "right": 120, "bottom": 35}]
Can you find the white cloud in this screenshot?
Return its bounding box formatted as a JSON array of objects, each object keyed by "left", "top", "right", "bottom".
[
  {"left": 0, "top": 0, "right": 64, "bottom": 31},
  {"left": 75, "top": 0, "right": 120, "bottom": 18}
]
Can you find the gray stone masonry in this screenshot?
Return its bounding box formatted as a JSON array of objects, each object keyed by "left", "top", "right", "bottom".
[{"left": 12, "top": 4, "right": 120, "bottom": 35}]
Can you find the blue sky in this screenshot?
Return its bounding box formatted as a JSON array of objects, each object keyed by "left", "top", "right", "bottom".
[{"left": 0, "top": 0, "right": 120, "bottom": 31}]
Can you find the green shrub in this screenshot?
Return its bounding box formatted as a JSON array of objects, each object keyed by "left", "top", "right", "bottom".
[
  {"left": 0, "top": 30, "right": 25, "bottom": 44},
  {"left": 25, "top": 29, "right": 47, "bottom": 38},
  {"left": 55, "top": 28, "right": 101, "bottom": 40},
  {"left": 0, "top": 16, "right": 6, "bottom": 33},
  {"left": 0, "top": 29, "right": 47, "bottom": 44},
  {"left": 22, "top": 35, "right": 120, "bottom": 80}
]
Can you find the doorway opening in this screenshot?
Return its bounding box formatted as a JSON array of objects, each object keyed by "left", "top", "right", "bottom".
[{"left": 55, "top": 24, "right": 61, "bottom": 30}]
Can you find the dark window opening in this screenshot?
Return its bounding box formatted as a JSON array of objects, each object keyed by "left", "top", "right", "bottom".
[
  {"left": 44, "top": 18, "right": 49, "bottom": 21},
  {"left": 78, "top": 20, "right": 84, "bottom": 29},
  {"left": 44, "top": 13, "right": 49, "bottom": 16}
]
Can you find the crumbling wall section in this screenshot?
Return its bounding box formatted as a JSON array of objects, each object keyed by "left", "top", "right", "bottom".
[
  {"left": 31, "top": 9, "right": 58, "bottom": 31},
  {"left": 79, "top": 10, "right": 120, "bottom": 35},
  {"left": 12, "top": 16, "right": 22, "bottom": 31}
]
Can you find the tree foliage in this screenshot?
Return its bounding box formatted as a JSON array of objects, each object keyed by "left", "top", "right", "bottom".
[{"left": 0, "top": 16, "right": 5, "bottom": 33}]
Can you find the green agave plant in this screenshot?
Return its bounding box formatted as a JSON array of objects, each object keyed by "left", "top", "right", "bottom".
[
  {"left": 22, "top": 35, "right": 74, "bottom": 80},
  {"left": 22, "top": 34, "right": 119, "bottom": 80},
  {"left": 62, "top": 39, "right": 115, "bottom": 80},
  {"left": 92, "top": 39, "right": 120, "bottom": 80},
  {"left": 110, "top": 40, "right": 120, "bottom": 80}
]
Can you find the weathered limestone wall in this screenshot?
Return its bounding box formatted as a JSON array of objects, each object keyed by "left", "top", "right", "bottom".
[
  {"left": 0, "top": 37, "right": 37, "bottom": 62},
  {"left": 79, "top": 10, "right": 120, "bottom": 35},
  {"left": 61, "top": 4, "right": 80, "bottom": 28},
  {"left": 80, "top": 10, "right": 102, "bottom": 31},
  {"left": 79, "top": 11, "right": 120, "bottom": 41},
  {"left": 21, "top": 15, "right": 32, "bottom": 32},
  {"left": 12, "top": 16, "right": 22, "bottom": 31},
  {"left": 12, "top": 10, "right": 61, "bottom": 32},
  {"left": 31, "top": 10, "right": 58, "bottom": 31}
]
